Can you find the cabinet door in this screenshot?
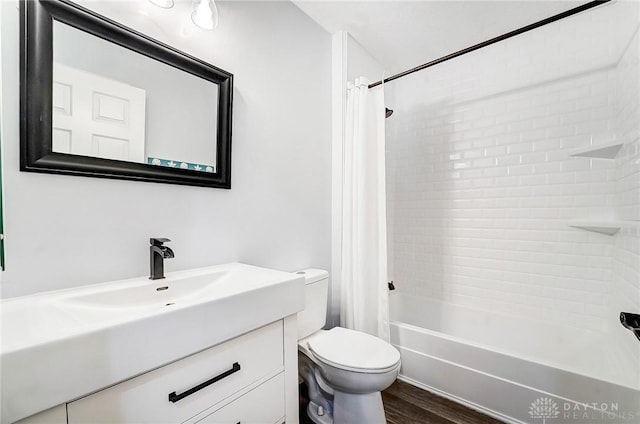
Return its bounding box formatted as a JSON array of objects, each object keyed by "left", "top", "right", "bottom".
[
  {"left": 68, "top": 321, "right": 283, "bottom": 423},
  {"left": 194, "top": 373, "right": 284, "bottom": 424}
]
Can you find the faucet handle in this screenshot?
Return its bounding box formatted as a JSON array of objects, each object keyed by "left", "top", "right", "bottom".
[{"left": 150, "top": 238, "right": 171, "bottom": 246}]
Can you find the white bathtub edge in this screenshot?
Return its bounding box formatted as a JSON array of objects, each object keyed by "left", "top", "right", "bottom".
[{"left": 394, "top": 345, "right": 639, "bottom": 423}]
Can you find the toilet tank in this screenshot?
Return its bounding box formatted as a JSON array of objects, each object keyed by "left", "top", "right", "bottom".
[{"left": 296, "top": 269, "right": 329, "bottom": 339}]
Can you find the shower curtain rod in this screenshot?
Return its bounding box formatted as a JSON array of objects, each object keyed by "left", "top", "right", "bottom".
[{"left": 368, "top": 0, "right": 611, "bottom": 89}]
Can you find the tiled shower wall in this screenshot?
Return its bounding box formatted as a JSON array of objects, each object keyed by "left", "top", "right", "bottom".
[
  {"left": 612, "top": 28, "right": 640, "bottom": 361},
  {"left": 386, "top": 4, "right": 639, "bottom": 334}
]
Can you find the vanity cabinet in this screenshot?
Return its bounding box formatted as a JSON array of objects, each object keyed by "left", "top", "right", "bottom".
[
  {"left": 4, "top": 263, "right": 304, "bottom": 424},
  {"left": 65, "top": 321, "right": 286, "bottom": 424},
  {"left": 193, "top": 374, "right": 284, "bottom": 424}
]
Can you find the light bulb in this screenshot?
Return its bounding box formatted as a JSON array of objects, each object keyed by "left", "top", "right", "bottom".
[
  {"left": 149, "top": 0, "right": 174, "bottom": 9},
  {"left": 191, "top": 0, "right": 218, "bottom": 30}
]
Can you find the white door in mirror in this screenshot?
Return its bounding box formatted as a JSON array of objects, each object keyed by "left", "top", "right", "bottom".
[{"left": 52, "top": 63, "right": 146, "bottom": 162}]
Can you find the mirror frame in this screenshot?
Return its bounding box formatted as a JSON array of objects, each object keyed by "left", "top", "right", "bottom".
[{"left": 20, "top": 0, "right": 233, "bottom": 188}]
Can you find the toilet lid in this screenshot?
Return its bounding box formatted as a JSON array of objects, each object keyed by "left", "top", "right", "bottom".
[{"left": 307, "top": 327, "right": 400, "bottom": 372}]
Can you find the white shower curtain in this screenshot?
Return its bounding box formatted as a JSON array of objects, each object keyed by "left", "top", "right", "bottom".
[{"left": 340, "top": 77, "right": 389, "bottom": 342}]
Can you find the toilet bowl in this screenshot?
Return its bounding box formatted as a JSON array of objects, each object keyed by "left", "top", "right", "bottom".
[{"left": 296, "top": 269, "right": 400, "bottom": 424}]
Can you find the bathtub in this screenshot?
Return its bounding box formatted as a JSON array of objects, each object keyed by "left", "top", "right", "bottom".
[{"left": 389, "top": 293, "right": 640, "bottom": 423}]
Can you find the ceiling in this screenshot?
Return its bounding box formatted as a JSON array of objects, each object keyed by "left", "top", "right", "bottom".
[{"left": 292, "top": 1, "right": 595, "bottom": 74}]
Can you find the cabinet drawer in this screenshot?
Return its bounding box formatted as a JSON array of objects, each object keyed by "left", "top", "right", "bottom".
[
  {"left": 193, "top": 373, "right": 284, "bottom": 424},
  {"left": 68, "top": 321, "right": 283, "bottom": 423}
]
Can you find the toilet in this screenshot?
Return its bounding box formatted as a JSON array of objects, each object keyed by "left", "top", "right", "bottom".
[{"left": 296, "top": 269, "right": 401, "bottom": 424}]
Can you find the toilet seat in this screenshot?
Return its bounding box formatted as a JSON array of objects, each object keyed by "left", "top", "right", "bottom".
[{"left": 303, "top": 327, "right": 400, "bottom": 374}]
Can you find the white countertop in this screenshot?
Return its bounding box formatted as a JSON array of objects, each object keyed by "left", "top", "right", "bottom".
[{"left": 0, "top": 263, "right": 305, "bottom": 423}]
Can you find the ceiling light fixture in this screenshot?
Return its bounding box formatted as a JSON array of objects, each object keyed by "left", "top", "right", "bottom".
[{"left": 191, "top": 0, "right": 218, "bottom": 31}]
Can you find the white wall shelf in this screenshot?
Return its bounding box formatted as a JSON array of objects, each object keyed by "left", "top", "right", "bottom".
[
  {"left": 570, "top": 142, "right": 623, "bottom": 159},
  {"left": 569, "top": 221, "right": 622, "bottom": 236}
]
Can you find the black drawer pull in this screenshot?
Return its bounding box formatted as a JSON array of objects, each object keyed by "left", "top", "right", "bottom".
[{"left": 168, "top": 362, "right": 241, "bottom": 403}]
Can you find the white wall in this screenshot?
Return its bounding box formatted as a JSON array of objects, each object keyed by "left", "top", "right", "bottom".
[
  {"left": 346, "top": 35, "right": 386, "bottom": 83},
  {"left": 385, "top": 0, "right": 639, "bottom": 386},
  {"left": 0, "top": 0, "right": 332, "bottom": 298}
]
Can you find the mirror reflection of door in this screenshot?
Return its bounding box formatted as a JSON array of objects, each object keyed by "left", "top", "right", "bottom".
[{"left": 52, "top": 63, "right": 146, "bottom": 162}]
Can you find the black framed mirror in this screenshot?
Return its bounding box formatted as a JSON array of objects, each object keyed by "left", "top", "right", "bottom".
[{"left": 20, "top": 0, "right": 233, "bottom": 188}]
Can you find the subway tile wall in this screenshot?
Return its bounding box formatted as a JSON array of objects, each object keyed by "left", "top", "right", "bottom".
[
  {"left": 386, "top": 5, "right": 639, "bottom": 336},
  {"left": 612, "top": 28, "right": 640, "bottom": 365}
]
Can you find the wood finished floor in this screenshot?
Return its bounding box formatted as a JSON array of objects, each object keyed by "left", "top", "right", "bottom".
[
  {"left": 300, "top": 379, "right": 503, "bottom": 424},
  {"left": 382, "top": 380, "right": 503, "bottom": 424}
]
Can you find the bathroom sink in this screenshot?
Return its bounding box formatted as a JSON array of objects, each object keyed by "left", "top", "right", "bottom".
[
  {"left": 59, "top": 270, "right": 229, "bottom": 309},
  {"left": 1, "top": 263, "right": 305, "bottom": 423}
]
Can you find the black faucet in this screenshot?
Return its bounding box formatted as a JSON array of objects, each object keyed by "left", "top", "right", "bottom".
[
  {"left": 620, "top": 312, "right": 640, "bottom": 342},
  {"left": 150, "top": 238, "right": 174, "bottom": 280}
]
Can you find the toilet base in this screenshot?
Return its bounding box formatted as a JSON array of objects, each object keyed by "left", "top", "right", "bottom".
[
  {"left": 306, "top": 391, "right": 386, "bottom": 424},
  {"left": 307, "top": 400, "right": 333, "bottom": 424},
  {"left": 333, "top": 390, "right": 386, "bottom": 424}
]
